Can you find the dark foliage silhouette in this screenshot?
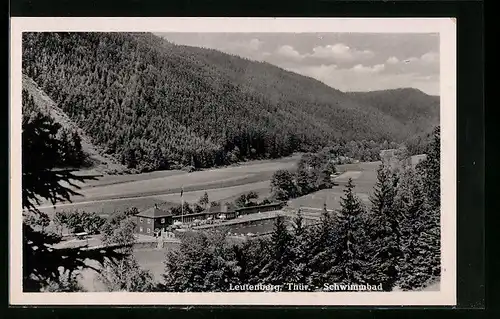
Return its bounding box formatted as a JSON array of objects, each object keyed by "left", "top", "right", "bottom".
[{"left": 22, "top": 90, "right": 126, "bottom": 292}]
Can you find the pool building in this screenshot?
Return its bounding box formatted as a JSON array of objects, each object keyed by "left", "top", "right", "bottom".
[
  {"left": 135, "top": 204, "right": 173, "bottom": 236},
  {"left": 136, "top": 202, "right": 286, "bottom": 236}
]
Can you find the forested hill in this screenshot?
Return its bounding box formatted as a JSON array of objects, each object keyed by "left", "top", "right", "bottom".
[
  {"left": 347, "top": 88, "right": 440, "bottom": 134},
  {"left": 22, "top": 32, "right": 439, "bottom": 172}
]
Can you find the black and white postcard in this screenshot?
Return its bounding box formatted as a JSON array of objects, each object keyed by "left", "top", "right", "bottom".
[{"left": 10, "top": 17, "right": 457, "bottom": 306}]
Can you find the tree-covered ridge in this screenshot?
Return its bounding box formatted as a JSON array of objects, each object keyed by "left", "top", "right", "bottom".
[
  {"left": 23, "top": 32, "right": 439, "bottom": 172},
  {"left": 347, "top": 88, "right": 440, "bottom": 135}
]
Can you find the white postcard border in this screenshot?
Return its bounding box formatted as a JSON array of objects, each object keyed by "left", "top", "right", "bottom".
[{"left": 9, "top": 17, "right": 457, "bottom": 306}]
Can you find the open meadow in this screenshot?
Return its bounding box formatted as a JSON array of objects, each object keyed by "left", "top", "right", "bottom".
[
  {"left": 288, "top": 155, "right": 425, "bottom": 212},
  {"left": 288, "top": 160, "right": 381, "bottom": 211},
  {"left": 37, "top": 156, "right": 299, "bottom": 217},
  {"left": 36, "top": 155, "right": 424, "bottom": 223}
]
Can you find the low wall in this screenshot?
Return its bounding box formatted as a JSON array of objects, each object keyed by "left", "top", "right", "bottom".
[{"left": 194, "top": 215, "right": 281, "bottom": 230}]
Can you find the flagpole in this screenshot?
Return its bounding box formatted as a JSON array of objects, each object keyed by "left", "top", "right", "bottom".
[{"left": 181, "top": 186, "right": 184, "bottom": 224}]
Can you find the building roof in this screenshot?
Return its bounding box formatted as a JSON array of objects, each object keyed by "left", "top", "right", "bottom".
[
  {"left": 137, "top": 205, "right": 172, "bottom": 218},
  {"left": 235, "top": 202, "right": 285, "bottom": 212},
  {"left": 172, "top": 211, "right": 216, "bottom": 219}
]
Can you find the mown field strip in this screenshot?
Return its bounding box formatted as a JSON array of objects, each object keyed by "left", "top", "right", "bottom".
[
  {"left": 40, "top": 156, "right": 299, "bottom": 207},
  {"left": 37, "top": 181, "right": 271, "bottom": 216}
]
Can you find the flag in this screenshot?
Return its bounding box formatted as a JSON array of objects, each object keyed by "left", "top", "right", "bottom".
[{"left": 180, "top": 186, "right": 184, "bottom": 199}]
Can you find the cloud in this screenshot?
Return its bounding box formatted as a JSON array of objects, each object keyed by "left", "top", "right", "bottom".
[
  {"left": 308, "top": 43, "right": 374, "bottom": 63},
  {"left": 420, "top": 51, "right": 439, "bottom": 64},
  {"left": 268, "top": 43, "right": 376, "bottom": 67},
  {"left": 288, "top": 64, "right": 338, "bottom": 78},
  {"left": 247, "top": 38, "right": 264, "bottom": 51},
  {"left": 224, "top": 38, "right": 263, "bottom": 52},
  {"left": 386, "top": 56, "right": 399, "bottom": 64},
  {"left": 219, "top": 38, "right": 270, "bottom": 61},
  {"left": 352, "top": 64, "right": 385, "bottom": 73},
  {"left": 157, "top": 32, "right": 439, "bottom": 94},
  {"left": 275, "top": 45, "right": 304, "bottom": 61},
  {"left": 383, "top": 51, "right": 439, "bottom": 76},
  {"left": 285, "top": 63, "right": 439, "bottom": 95}
]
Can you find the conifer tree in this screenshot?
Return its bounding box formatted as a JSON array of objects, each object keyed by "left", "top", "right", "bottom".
[
  {"left": 232, "top": 240, "right": 252, "bottom": 284},
  {"left": 295, "top": 158, "right": 315, "bottom": 195},
  {"left": 270, "top": 169, "right": 298, "bottom": 201},
  {"left": 198, "top": 192, "right": 209, "bottom": 209},
  {"left": 162, "top": 232, "right": 214, "bottom": 292},
  {"left": 330, "top": 178, "right": 366, "bottom": 284},
  {"left": 161, "top": 231, "right": 239, "bottom": 292},
  {"left": 70, "top": 130, "right": 85, "bottom": 166},
  {"left": 290, "top": 208, "right": 309, "bottom": 283},
  {"left": 57, "top": 128, "right": 71, "bottom": 166},
  {"left": 263, "top": 215, "right": 297, "bottom": 285},
  {"left": 238, "top": 238, "right": 272, "bottom": 285},
  {"left": 22, "top": 89, "right": 124, "bottom": 292},
  {"left": 200, "top": 231, "right": 240, "bottom": 292},
  {"left": 365, "top": 165, "right": 402, "bottom": 291},
  {"left": 421, "top": 126, "right": 440, "bottom": 210},
  {"left": 307, "top": 202, "right": 336, "bottom": 289},
  {"left": 292, "top": 208, "right": 306, "bottom": 238},
  {"left": 397, "top": 166, "right": 441, "bottom": 290}
]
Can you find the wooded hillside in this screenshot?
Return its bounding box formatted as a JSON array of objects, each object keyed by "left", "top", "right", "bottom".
[{"left": 22, "top": 32, "right": 439, "bottom": 172}]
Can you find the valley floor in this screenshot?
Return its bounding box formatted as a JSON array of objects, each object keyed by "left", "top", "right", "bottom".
[
  {"left": 36, "top": 154, "right": 398, "bottom": 218},
  {"left": 36, "top": 155, "right": 301, "bottom": 216}
]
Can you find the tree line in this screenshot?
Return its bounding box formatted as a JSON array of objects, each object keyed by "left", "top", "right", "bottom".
[{"left": 270, "top": 151, "right": 338, "bottom": 201}]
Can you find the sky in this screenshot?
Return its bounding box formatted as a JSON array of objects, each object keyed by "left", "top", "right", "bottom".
[{"left": 156, "top": 33, "right": 440, "bottom": 96}]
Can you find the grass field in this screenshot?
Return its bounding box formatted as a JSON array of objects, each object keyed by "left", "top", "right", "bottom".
[
  {"left": 289, "top": 160, "right": 380, "bottom": 211},
  {"left": 36, "top": 155, "right": 420, "bottom": 222},
  {"left": 37, "top": 155, "right": 299, "bottom": 217},
  {"left": 288, "top": 155, "right": 424, "bottom": 211},
  {"left": 77, "top": 169, "right": 186, "bottom": 188},
  {"left": 36, "top": 156, "right": 381, "bottom": 217}
]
